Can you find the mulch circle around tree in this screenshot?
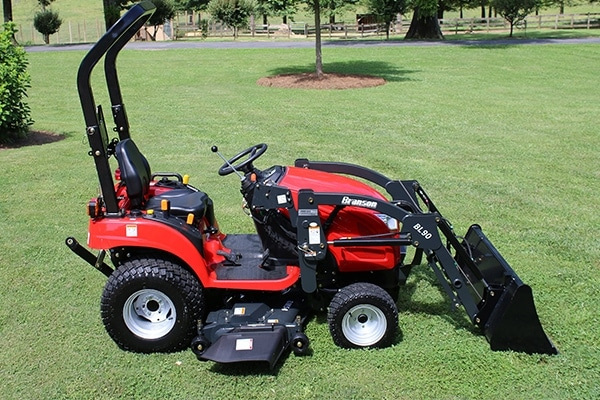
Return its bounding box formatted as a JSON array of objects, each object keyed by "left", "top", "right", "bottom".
[{"left": 257, "top": 72, "right": 386, "bottom": 90}]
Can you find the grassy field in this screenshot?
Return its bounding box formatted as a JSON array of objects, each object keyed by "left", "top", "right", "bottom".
[{"left": 0, "top": 41, "right": 599, "bottom": 399}]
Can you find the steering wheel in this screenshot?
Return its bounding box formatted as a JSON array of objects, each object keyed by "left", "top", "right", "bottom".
[{"left": 217, "top": 143, "right": 268, "bottom": 176}]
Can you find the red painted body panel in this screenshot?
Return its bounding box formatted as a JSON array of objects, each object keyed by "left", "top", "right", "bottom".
[
  {"left": 87, "top": 216, "right": 301, "bottom": 291},
  {"left": 279, "top": 166, "right": 388, "bottom": 203},
  {"left": 88, "top": 164, "right": 399, "bottom": 290},
  {"left": 279, "top": 167, "right": 400, "bottom": 272}
]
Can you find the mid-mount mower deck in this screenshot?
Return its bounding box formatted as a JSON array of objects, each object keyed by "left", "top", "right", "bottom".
[{"left": 67, "top": 1, "right": 557, "bottom": 369}]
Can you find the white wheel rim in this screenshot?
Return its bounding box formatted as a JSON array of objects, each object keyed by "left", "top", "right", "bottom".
[
  {"left": 123, "top": 289, "right": 176, "bottom": 339},
  {"left": 341, "top": 304, "right": 387, "bottom": 347}
]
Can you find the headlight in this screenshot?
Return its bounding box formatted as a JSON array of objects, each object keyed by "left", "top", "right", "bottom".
[{"left": 376, "top": 214, "right": 398, "bottom": 231}]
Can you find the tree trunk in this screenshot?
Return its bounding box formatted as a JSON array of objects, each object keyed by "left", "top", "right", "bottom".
[
  {"left": 314, "top": 0, "right": 323, "bottom": 78},
  {"left": 3, "top": 0, "right": 13, "bottom": 23},
  {"left": 103, "top": 0, "right": 121, "bottom": 30},
  {"left": 405, "top": 8, "right": 444, "bottom": 40}
]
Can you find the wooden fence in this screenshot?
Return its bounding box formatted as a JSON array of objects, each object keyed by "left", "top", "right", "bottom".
[
  {"left": 15, "top": 12, "right": 600, "bottom": 45},
  {"left": 177, "top": 13, "right": 600, "bottom": 39},
  {"left": 439, "top": 13, "right": 600, "bottom": 35}
]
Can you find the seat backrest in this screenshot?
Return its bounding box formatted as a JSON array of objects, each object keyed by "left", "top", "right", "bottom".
[{"left": 115, "top": 138, "right": 151, "bottom": 208}]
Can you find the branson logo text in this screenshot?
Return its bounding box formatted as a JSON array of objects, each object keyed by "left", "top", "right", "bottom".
[{"left": 341, "top": 196, "right": 378, "bottom": 209}]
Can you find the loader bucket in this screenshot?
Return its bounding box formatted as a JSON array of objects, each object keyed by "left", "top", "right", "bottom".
[{"left": 456, "top": 225, "right": 557, "bottom": 355}]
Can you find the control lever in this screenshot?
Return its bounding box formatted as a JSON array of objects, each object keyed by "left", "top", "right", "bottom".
[{"left": 211, "top": 145, "right": 244, "bottom": 180}]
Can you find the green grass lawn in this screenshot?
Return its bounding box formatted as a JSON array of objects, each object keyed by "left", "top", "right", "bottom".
[{"left": 0, "top": 42, "right": 599, "bottom": 399}]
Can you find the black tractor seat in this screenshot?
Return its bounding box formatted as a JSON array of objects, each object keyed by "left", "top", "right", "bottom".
[
  {"left": 115, "top": 138, "right": 214, "bottom": 223},
  {"left": 146, "top": 189, "right": 210, "bottom": 220}
]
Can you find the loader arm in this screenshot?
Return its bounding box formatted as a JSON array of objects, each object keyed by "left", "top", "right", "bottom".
[{"left": 287, "top": 163, "right": 557, "bottom": 355}]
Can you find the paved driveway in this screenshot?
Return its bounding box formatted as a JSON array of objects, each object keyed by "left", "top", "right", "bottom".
[{"left": 24, "top": 36, "right": 600, "bottom": 53}]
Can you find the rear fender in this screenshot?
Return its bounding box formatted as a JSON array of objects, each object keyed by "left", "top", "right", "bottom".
[{"left": 87, "top": 216, "right": 209, "bottom": 284}]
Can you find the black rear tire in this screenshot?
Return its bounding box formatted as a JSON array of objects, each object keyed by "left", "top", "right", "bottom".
[
  {"left": 327, "top": 282, "right": 398, "bottom": 349},
  {"left": 101, "top": 258, "right": 204, "bottom": 353}
]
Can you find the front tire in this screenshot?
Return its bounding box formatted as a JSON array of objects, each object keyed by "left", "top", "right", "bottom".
[
  {"left": 101, "top": 258, "right": 203, "bottom": 353},
  {"left": 328, "top": 282, "right": 398, "bottom": 349}
]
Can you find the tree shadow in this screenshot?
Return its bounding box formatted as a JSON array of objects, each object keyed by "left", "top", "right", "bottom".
[
  {"left": 0, "top": 130, "right": 67, "bottom": 150},
  {"left": 265, "top": 60, "right": 419, "bottom": 83}
]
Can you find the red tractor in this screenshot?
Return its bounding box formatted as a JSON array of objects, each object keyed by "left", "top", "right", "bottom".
[{"left": 67, "top": 1, "right": 556, "bottom": 368}]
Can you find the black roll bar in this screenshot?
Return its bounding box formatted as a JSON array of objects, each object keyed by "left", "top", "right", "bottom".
[{"left": 76, "top": 1, "right": 156, "bottom": 214}]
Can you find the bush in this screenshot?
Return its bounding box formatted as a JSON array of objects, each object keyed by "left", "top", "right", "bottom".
[
  {"left": 0, "top": 23, "right": 33, "bottom": 143},
  {"left": 33, "top": 9, "right": 62, "bottom": 44}
]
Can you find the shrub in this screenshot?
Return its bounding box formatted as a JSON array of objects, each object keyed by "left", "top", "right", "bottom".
[{"left": 0, "top": 23, "right": 33, "bottom": 143}]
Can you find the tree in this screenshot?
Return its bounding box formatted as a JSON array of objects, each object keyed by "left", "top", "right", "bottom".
[
  {"left": 2, "top": 0, "right": 13, "bottom": 23},
  {"left": 545, "top": 0, "right": 579, "bottom": 14},
  {"left": 102, "top": 0, "right": 132, "bottom": 30},
  {"left": 0, "top": 22, "right": 33, "bottom": 143},
  {"left": 207, "top": 0, "right": 255, "bottom": 38},
  {"left": 305, "top": 0, "right": 324, "bottom": 77},
  {"left": 145, "top": 0, "right": 176, "bottom": 40},
  {"left": 321, "top": 0, "right": 358, "bottom": 23},
  {"left": 33, "top": 0, "right": 62, "bottom": 44},
  {"left": 255, "top": 0, "right": 298, "bottom": 24},
  {"left": 493, "top": 0, "right": 539, "bottom": 36},
  {"left": 367, "top": 0, "right": 408, "bottom": 39},
  {"left": 405, "top": 0, "right": 444, "bottom": 39},
  {"left": 175, "top": 0, "right": 211, "bottom": 11},
  {"left": 302, "top": 0, "right": 357, "bottom": 77}
]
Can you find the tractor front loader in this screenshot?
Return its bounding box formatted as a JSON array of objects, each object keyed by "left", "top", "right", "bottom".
[
  {"left": 67, "top": 1, "right": 556, "bottom": 370},
  {"left": 286, "top": 160, "right": 557, "bottom": 355}
]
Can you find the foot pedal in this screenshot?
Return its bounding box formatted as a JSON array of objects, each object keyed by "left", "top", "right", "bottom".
[
  {"left": 217, "top": 250, "right": 242, "bottom": 265},
  {"left": 259, "top": 249, "right": 274, "bottom": 271}
]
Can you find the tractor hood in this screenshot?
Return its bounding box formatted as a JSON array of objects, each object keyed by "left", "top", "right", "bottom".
[{"left": 279, "top": 166, "right": 388, "bottom": 204}]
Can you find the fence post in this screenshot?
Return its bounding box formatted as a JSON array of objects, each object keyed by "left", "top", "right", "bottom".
[{"left": 587, "top": 13, "right": 590, "bottom": 29}]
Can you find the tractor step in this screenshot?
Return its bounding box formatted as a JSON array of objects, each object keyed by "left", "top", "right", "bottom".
[{"left": 192, "top": 302, "right": 309, "bottom": 368}]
